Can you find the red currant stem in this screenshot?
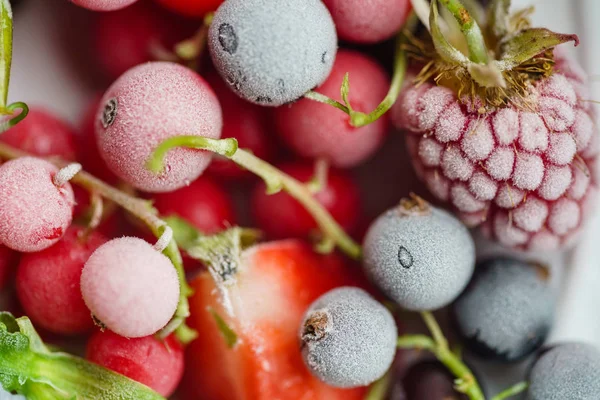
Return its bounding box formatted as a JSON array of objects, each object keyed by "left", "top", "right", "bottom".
[
  {"left": 87, "top": 192, "right": 103, "bottom": 231},
  {"left": 0, "top": 101, "right": 28, "bottom": 132},
  {"left": 0, "top": 141, "right": 196, "bottom": 344},
  {"left": 153, "top": 225, "right": 173, "bottom": 253},
  {"left": 364, "top": 370, "right": 392, "bottom": 400},
  {"left": 174, "top": 12, "right": 213, "bottom": 62},
  {"left": 306, "top": 158, "right": 329, "bottom": 194},
  {"left": 490, "top": 382, "right": 529, "bottom": 400},
  {"left": 303, "top": 90, "right": 349, "bottom": 113},
  {"left": 148, "top": 136, "right": 363, "bottom": 260},
  {"left": 53, "top": 162, "right": 82, "bottom": 187},
  {"left": 438, "top": 0, "right": 489, "bottom": 64}
]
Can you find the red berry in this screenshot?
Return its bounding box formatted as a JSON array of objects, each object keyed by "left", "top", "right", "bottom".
[
  {"left": 393, "top": 53, "right": 599, "bottom": 251},
  {"left": 0, "top": 157, "right": 75, "bottom": 252},
  {"left": 95, "top": 62, "right": 223, "bottom": 193},
  {"left": 70, "top": 0, "right": 138, "bottom": 11},
  {"left": 205, "top": 72, "right": 274, "bottom": 179},
  {"left": 251, "top": 163, "right": 361, "bottom": 239},
  {"left": 0, "top": 108, "right": 77, "bottom": 160},
  {"left": 275, "top": 50, "right": 390, "bottom": 167},
  {"left": 16, "top": 227, "right": 107, "bottom": 335},
  {"left": 323, "top": 0, "right": 411, "bottom": 44},
  {"left": 86, "top": 330, "right": 184, "bottom": 397},
  {"left": 93, "top": 1, "right": 195, "bottom": 80},
  {"left": 151, "top": 175, "right": 236, "bottom": 234},
  {"left": 0, "top": 245, "right": 18, "bottom": 290},
  {"left": 181, "top": 240, "right": 367, "bottom": 400},
  {"left": 154, "top": 0, "right": 223, "bottom": 17}
]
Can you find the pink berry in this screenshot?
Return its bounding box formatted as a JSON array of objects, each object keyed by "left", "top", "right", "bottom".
[
  {"left": 322, "top": 0, "right": 411, "bottom": 44},
  {"left": 0, "top": 157, "right": 75, "bottom": 252},
  {"left": 0, "top": 108, "right": 78, "bottom": 160},
  {"left": 86, "top": 330, "right": 184, "bottom": 397},
  {"left": 93, "top": 1, "right": 195, "bottom": 80},
  {"left": 205, "top": 72, "right": 274, "bottom": 179},
  {"left": 95, "top": 62, "right": 223, "bottom": 192},
  {"left": 251, "top": 162, "right": 362, "bottom": 239},
  {"left": 16, "top": 227, "right": 107, "bottom": 335},
  {"left": 0, "top": 245, "right": 18, "bottom": 290},
  {"left": 80, "top": 237, "right": 180, "bottom": 338},
  {"left": 70, "top": 0, "right": 139, "bottom": 11},
  {"left": 275, "top": 50, "right": 390, "bottom": 167},
  {"left": 151, "top": 175, "right": 236, "bottom": 235},
  {"left": 392, "top": 53, "right": 599, "bottom": 251}
]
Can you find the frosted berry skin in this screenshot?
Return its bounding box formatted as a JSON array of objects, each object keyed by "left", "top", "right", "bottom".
[
  {"left": 275, "top": 50, "right": 389, "bottom": 167},
  {"left": 16, "top": 227, "right": 107, "bottom": 335},
  {"left": 0, "top": 108, "right": 78, "bottom": 160},
  {"left": 80, "top": 237, "right": 180, "bottom": 338},
  {"left": 322, "top": 0, "right": 411, "bottom": 44},
  {"left": 527, "top": 342, "right": 600, "bottom": 400},
  {"left": 251, "top": 163, "right": 362, "bottom": 240},
  {"left": 452, "top": 257, "right": 555, "bottom": 362},
  {"left": 362, "top": 202, "right": 475, "bottom": 311},
  {"left": 70, "top": 0, "right": 138, "bottom": 11},
  {"left": 95, "top": 62, "right": 223, "bottom": 192},
  {"left": 86, "top": 330, "right": 184, "bottom": 396},
  {"left": 300, "top": 287, "right": 397, "bottom": 388},
  {"left": 0, "top": 157, "right": 75, "bottom": 252},
  {"left": 393, "top": 54, "right": 599, "bottom": 251},
  {"left": 208, "top": 0, "right": 337, "bottom": 107}
]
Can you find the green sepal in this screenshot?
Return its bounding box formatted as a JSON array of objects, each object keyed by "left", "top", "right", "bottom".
[
  {"left": 499, "top": 28, "right": 579, "bottom": 69},
  {"left": 0, "top": 313, "right": 165, "bottom": 400},
  {"left": 164, "top": 215, "right": 202, "bottom": 251},
  {"left": 0, "top": 0, "right": 12, "bottom": 109},
  {"left": 430, "top": 0, "right": 469, "bottom": 66}
]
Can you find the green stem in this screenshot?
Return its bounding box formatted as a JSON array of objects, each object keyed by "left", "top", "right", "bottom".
[
  {"left": 420, "top": 311, "right": 486, "bottom": 400},
  {"left": 364, "top": 370, "right": 392, "bottom": 400},
  {"left": 303, "top": 90, "right": 349, "bottom": 113},
  {"left": 491, "top": 382, "right": 528, "bottom": 400},
  {"left": 0, "top": 101, "right": 28, "bottom": 132},
  {"left": 439, "top": 0, "right": 489, "bottom": 64},
  {"left": 0, "top": 141, "right": 196, "bottom": 343},
  {"left": 148, "top": 137, "right": 362, "bottom": 260},
  {"left": 396, "top": 334, "right": 436, "bottom": 350}
]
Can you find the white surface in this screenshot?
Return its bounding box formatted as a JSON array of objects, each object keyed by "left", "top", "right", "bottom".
[{"left": 7, "top": 0, "right": 600, "bottom": 397}]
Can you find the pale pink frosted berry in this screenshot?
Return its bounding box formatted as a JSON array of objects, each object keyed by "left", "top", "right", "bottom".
[
  {"left": 0, "top": 157, "right": 74, "bottom": 252},
  {"left": 70, "top": 0, "right": 138, "bottom": 11},
  {"left": 95, "top": 62, "right": 222, "bottom": 193},
  {"left": 80, "top": 236, "right": 179, "bottom": 338},
  {"left": 393, "top": 54, "right": 599, "bottom": 251}
]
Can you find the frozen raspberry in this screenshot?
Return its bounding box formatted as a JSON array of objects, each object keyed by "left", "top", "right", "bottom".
[{"left": 393, "top": 53, "right": 598, "bottom": 251}]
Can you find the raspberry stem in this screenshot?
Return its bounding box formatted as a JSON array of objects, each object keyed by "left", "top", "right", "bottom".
[
  {"left": 438, "top": 0, "right": 489, "bottom": 64},
  {"left": 0, "top": 141, "right": 196, "bottom": 344},
  {"left": 148, "top": 136, "right": 363, "bottom": 260}
]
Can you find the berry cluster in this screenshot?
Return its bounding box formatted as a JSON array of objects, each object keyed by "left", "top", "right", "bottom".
[{"left": 0, "top": 0, "right": 598, "bottom": 400}]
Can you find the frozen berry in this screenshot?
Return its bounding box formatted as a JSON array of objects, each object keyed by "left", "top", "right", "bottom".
[
  {"left": 208, "top": 0, "right": 337, "bottom": 106},
  {"left": 80, "top": 237, "right": 180, "bottom": 338},
  {"left": 70, "top": 0, "right": 138, "bottom": 11},
  {"left": 93, "top": 1, "right": 195, "bottom": 80},
  {"left": 300, "top": 287, "right": 397, "bottom": 388},
  {"left": 402, "top": 361, "right": 468, "bottom": 400},
  {"left": 16, "top": 227, "right": 107, "bottom": 335},
  {"left": 151, "top": 175, "right": 236, "bottom": 234},
  {"left": 86, "top": 330, "right": 184, "bottom": 396},
  {"left": 393, "top": 36, "right": 598, "bottom": 251},
  {"left": 0, "top": 157, "right": 75, "bottom": 252},
  {"left": 0, "top": 245, "right": 18, "bottom": 290},
  {"left": 0, "top": 108, "right": 77, "bottom": 160},
  {"left": 154, "top": 0, "right": 223, "bottom": 17},
  {"left": 362, "top": 196, "right": 475, "bottom": 311},
  {"left": 322, "top": 0, "right": 411, "bottom": 44},
  {"left": 527, "top": 342, "right": 600, "bottom": 399},
  {"left": 205, "top": 72, "right": 274, "bottom": 179},
  {"left": 275, "top": 50, "right": 389, "bottom": 167},
  {"left": 95, "top": 62, "right": 222, "bottom": 192},
  {"left": 251, "top": 162, "right": 361, "bottom": 239},
  {"left": 452, "top": 257, "right": 555, "bottom": 362}
]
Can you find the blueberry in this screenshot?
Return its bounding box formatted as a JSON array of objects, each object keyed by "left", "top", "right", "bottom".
[
  {"left": 208, "top": 0, "right": 337, "bottom": 106},
  {"left": 452, "top": 257, "right": 555, "bottom": 362},
  {"left": 527, "top": 342, "right": 600, "bottom": 399},
  {"left": 300, "top": 287, "right": 397, "bottom": 388},
  {"left": 362, "top": 196, "right": 475, "bottom": 311}
]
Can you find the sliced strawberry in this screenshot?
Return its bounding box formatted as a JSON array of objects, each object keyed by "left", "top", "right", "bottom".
[{"left": 180, "top": 240, "right": 368, "bottom": 400}]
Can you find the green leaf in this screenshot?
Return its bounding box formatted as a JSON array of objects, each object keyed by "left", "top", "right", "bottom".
[
  {"left": 0, "top": 0, "right": 12, "bottom": 109},
  {"left": 208, "top": 308, "right": 238, "bottom": 348},
  {"left": 499, "top": 28, "right": 579, "bottom": 69},
  {"left": 0, "top": 312, "right": 165, "bottom": 400},
  {"left": 429, "top": 0, "right": 470, "bottom": 66}
]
